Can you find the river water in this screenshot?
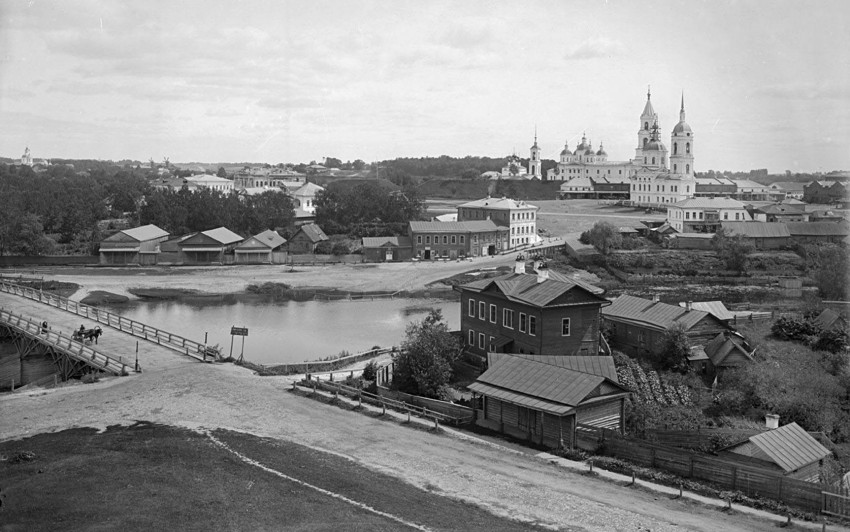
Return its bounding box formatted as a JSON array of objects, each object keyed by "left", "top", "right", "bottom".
[{"left": 104, "top": 297, "right": 459, "bottom": 365}]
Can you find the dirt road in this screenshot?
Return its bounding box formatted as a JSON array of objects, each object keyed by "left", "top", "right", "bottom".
[{"left": 0, "top": 292, "right": 824, "bottom": 531}]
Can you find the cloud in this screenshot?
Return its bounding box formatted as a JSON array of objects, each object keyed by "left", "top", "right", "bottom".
[
  {"left": 751, "top": 82, "right": 850, "bottom": 101},
  {"left": 563, "top": 37, "right": 625, "bottom": 61}
]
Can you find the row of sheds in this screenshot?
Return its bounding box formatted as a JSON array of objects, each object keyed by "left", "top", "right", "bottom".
[
  {"left": 98, "top": 224, "right": 328, "bottom": 265},
  {"left": 671, "top": 219, "right": 850, "bottom": 250}
]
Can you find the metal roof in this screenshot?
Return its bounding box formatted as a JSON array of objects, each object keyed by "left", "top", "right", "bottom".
[
  {"left": 678, "top": 301, "right": 734, "bottom": 321},
  {"left": 201, "top": 227, "right": 243, "bottom": 244},
  {"left": 672, "top": 197, "right": 747, "bottom": 209},
  {"left": 703, "top": 332, "right": 752, "bottom": 366},
  {"left": 121, "top": 224, "right": 169, "bottom": 242},
  {"left": 471, "top": 355, "right": 619, "bottom": 411},
  {"left": 293, "top": 182, "right": 324, "bottom": 195},
  {"left": 458, "top": 197, "right": 538, "bottom": 210},
  {"left": 467, "top": 381, "right": 573, "bottom": 415},
  {"left": 787, "top": 221, "right": 850, "bottom": 236},
  {"left": 602, "top": 294, "right": 712, "bottom": 332},
  {"left": 488, "top": 353, "right": 618, "bottom": 382},
  {"left": 720, "top": 222, "right": 791, "bottom": 238},
  {"left": 747, "top": 423, "right": 831, "bottom": 473},
  {"left": 361, "top": 236, "right": 412, "bottom": 248},
  {"left": 460, "top": 272, "right": 606, "bottom": 308},
  {"left": 236, "top": 229, "right": 286, "bottom": 250},
  {"left": 295, "top": 224, "right": 329, "bottom": 243},
  {"left": 408, "top": 220, "right": 504, "bottom": 233}
]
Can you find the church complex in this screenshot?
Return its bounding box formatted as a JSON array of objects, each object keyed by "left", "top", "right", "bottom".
[{"left": 529, "top": 88, "right": 699, "bottom": 207}]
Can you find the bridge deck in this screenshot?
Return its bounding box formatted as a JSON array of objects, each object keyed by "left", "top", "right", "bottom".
[{"left": 0, "top": 291, "right": 199, "bottom": 375}]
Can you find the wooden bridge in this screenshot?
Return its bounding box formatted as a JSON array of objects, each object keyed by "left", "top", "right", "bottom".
[{"left": 0, "top": 280, "right": 215, "bottom": 391}]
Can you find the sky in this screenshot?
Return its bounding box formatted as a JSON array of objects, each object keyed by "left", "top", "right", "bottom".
[{"left": 1, "top": 0, "right": 849, "bottom": 173}]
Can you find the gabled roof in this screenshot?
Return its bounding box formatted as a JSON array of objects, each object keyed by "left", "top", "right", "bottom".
[
  {"left": 813, "top": 308, "right": 846, "bottom": 330},
  {"left": 740, "top": 423, "right": 831, "bottom": 473},
  {"left": 720, "top": 222, "right": 791, "bottom": 238},
  {"left": 732, "top": 179, "right": 771, "bottom": 190},
  {"left": 771, "top": 181, "right": 807, "bottom": 192},
  {"left": 458, "top": 197, "right": 538, "bottom": 211},
  {"left": 787, "top": 221, "right": 850, "bottom": 236},
  {"left": 294, "top": 223, "right": 328, "bottom": 243},
  {"left": 236, "top": 230, "right": 286, "bottom": 251},
  {"left": 559, "top": 177, "right": 594, "bottom": 190},
  {"left": 703, "top": 332, "right": 753, "bottom": 366},
  {"left": 756, "top": 204, "right": 806, "bottom": 215},
  {"left": 121, "top": 224, "right": 169, "bottom": 242},
  {"left": 468, "top": 355, "right": 627, "bottom": 415},
  {"left": 488, "top": 353, "right": 618, "bottom": 382},
  {"left": 201, "top": 227, "right": 243, "bottom": 245},
  {"left": 293, "top": 182, "right": 324, "bottom": 196},
  {"left": 603, "top": 294, "right": 719, "bottom": 332},
  {"left": 679, "top": 301, "right": 734, "bottom": 321},
  {"left": 409, "top": 220, "right": 504, "bottom": 233},
  {"left": 361, "top": 236, "right": 412, "bottom": 248},
  {"left": 458, "top": 272, "right": 607, "bottom": 308}
]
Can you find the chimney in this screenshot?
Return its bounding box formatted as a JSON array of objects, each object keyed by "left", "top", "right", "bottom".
[
  {"left": 652, "top": 294, "right": 660, "bottom": 303},
  {"left": 686, "top": 301, "right": 693, "bottom": 311},
  {"left": 765, "top": 414, "right": 779, "bottom": 430},
  {"left": 514, "top": 254, "right": 526, "bottom": 275},
  {"left": 536, "top": 262, "right": 549, "bottom": 283}
]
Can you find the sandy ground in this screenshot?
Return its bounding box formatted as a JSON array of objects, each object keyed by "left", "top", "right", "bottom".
[{"left": 1, "top": 293, "right": 839, "bottom": 531}]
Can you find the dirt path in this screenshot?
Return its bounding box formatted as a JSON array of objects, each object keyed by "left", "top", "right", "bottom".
[{"left": 1, "top": 293, "right": 832, "bottom": 531}]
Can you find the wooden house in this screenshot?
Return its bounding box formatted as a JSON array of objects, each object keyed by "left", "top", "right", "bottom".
[
  {"left": 408, "top": 220, "right": 510, "bottom": 259},
  {"left": 721, "top": 422, "right": 831, "bottom": 482},
  {"left": 689, "top": 331, "right": 753, "bottom": 377},
  {"left": 234, "top": 229, "right": 286, "bottom": 264},
  {"left": 178, "top": 227, "right": 243, "bottom": 264},
  {"left": 98, "top": 224, "right": 169, "bottom": 265},
  {"left": 469, "top": 353, "right": 629, "bottom": 449},
  {"left": 787, "top": 221, "right": 850, "bottom": 244},
  {"left": 455, "top": 258, "right": 609, "bottom": 358},
  {"left": 719, "top": 221, "right": 791, "bottom": 249},
  {"left": 361, "top": 236, "right": 413, "bottom": 262},
  {"left": 288, "top": 223, "right": 328, "bottom": 254},
  {"left": 812, "top": 308, "right": 847, "bottom": 331},
  {"left": 602, "top": 295, "right": 731, "bottom": 358}
]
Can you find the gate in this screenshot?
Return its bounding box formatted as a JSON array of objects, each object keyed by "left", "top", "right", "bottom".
[{"left": 822, "top": 491, "right": 850, "bottom": 518}]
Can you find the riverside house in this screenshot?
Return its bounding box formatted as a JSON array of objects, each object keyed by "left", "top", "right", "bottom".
[
  {"left": 98, "top": 224, "right": 169, "bottom": 266},
  {"left": 455, "top": 257, "right": 609, "bottom": 358}
]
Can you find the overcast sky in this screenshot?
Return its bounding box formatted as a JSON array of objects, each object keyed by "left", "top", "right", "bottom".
[{"left": 1, "top": 0, "right": 848, "bottom": 172}]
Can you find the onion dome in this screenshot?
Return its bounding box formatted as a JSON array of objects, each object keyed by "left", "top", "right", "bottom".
[
  {"left": 596, "top": 144, "right": 607, "bottom": 156},
  {"left": 672, "top": 93, "right": 692, "bottom": 134},
  {"left": 585, "top": 148, "right": 595, "bottom": 155},
  {"left": 644, "top": 139, "right": 666, "bottom": 151},
  {"left": 560, "top": 147, "right": 572, "bottom": 156}
]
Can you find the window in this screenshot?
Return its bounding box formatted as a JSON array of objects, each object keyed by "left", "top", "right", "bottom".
[
  {"left": 451, "top": 235, "right": 456, "bottom": 244},
  {"left": 562, "top": 318, "right": 570, "bottom": 336},
  {"left": 686, "top": 142, "right": 690, "bottom": 154},
  {"left": 460, "top": 235, "right": 465, "bottom": 244},
  {"left": 468, "top": 299, "right": 475, "bottom": 317},
  {"left": 489, "top": 336, "right": 495, "bottom": 352},
  {"left": 686, "top": 164, "right": 690, "bottom": 174},
  {"left": 519, "top": 313, "right": 527, "bottom": 333},
  {"left": 479, "top": 301, "right": 485, "bottom": 320},
  {"left": 489, "top": 304, "right": 496, "bottom": 323},
  {"left": 478, "top": 333, "right": 485, "bottom": 349},
  {"left": 638, "top": 331, "right": 645, "bottom": 344},
  {"left": 503, "top": 309, "right": 514, "bottom": 329},
  {"left": 735, "top": 212, "right": 740, "bottom": 220},
  {"left": 686, "top": 212, "right": 690, "bottom": 220},
  {"left": 416, "top": 235, "right": 422, "bottom": 244},
  {"left": 425, "top": 235, "right": 431, "bottom": 244},
  {"left": 468, "top": 329, "right": 474, "bottom": 346},
  {"left": 442, "top": 235, "right": 448, "bottom": 244},
  {"left": 724, "top": 212, "right": 729, "bottom": 220},
  {"left": 673, "top": 142, "right": 678, "bottom": 155},
  {"left": 529, "top": 316, "right": 537, "bottom": 336},
  {"left": 673, "top": 164, "right": 677, "bottom": 173}
]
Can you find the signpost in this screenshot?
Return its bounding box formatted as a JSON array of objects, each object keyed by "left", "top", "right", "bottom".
[{"left": 230, "top": 326, "right": 248, "bottom": 362}]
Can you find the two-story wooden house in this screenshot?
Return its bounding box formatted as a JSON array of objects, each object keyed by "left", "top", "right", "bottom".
[{"left": 454, "top": 258, "right": 609, "bottom": 358}]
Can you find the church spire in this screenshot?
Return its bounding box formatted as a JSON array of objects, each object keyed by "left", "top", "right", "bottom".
[{"left": 679, "top": 92, "right": 686, "bottom": 122}]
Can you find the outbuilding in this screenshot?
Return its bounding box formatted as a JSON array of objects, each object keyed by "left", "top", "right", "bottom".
[
  {"left": 361, "top": 236, "right": 413, "bottom": 262},
  {"left": 234, "top": 229, "right": 286, "bottom": 264},
  {"left": 99, "top": 224, "right": 169, "bottom": 265},
  {"left": 288, "top": 224, "right": 329, "bottom": 254},
  {"left": 178, "top": 227, "right": 243, "bottom": 264}
]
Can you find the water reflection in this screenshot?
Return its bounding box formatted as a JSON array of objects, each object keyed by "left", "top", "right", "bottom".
[{"left": 105, "top": 297, "right": 459, "bottom": 365}]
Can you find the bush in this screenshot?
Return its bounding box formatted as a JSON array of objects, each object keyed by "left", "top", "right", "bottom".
[
  {"left": 314, "top": 240, "right": 333, "bottom": 254},
  {"left": 331, "top": 242, "right": 350, "bottom": 255},
  {"left": 362, "top": 360, "right": 378, "bottom": 381},
  {"left": 771, "top": 316, "right": 820, "bottom": 341}
]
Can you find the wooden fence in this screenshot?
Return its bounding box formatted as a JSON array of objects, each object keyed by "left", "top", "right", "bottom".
[
  {"left": 577, "top": 424, "right": 845, "bottom": 515},
  {"left": 303, "top": 377, "right": 472, "bottom": 426},
  {"left": 644, "top": 428, "right": 764, "bottom": 450},
  {"left": 376, "top": 386, "right": 474, "bottom": 422},
  {"left": 264, "top": 347, "right": 394, "bottom": 375},
  {"left": 0, "top": 281, "right": 213, "bottom": 362}
]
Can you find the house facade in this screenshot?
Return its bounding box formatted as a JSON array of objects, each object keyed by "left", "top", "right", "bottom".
[
  {"left": 234, "top": 229, "right": 286, "bottom": 263},
  {"left": 409, "top": 220, "right": 509, "bottom": 259},
  {"left": 99, "top": 224, "right": 169, "bottom": 265},
  {"left": 469, "top": 353, "right": 629, "bottom": 449},
  {"left": 178, "top": 227, "right": 243, "bottom": 264},
  {"left": 602, "top": 295, "right": 731, "bottom": 358},
  {"left": 456, "top": 197, "right": 539, "bottom": 248},
  {"left": 667, "top": 197, "right": 751, "bottom": 233},
  {"left": 804, "top": 181, "right": 849, "bottom": 204},
  {"left": 185, "top": 174, "right": 235, "bottom": 193},
  {"left": 361, "top": 236, "right": 413, "bottom": 262},
  {"left": 455, "top": 259, "right": 609, "bottom": 358}
]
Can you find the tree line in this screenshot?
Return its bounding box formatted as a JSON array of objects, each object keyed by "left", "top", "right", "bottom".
[{"left": 314, "top": 181, "right": 424, "bottom": 237}]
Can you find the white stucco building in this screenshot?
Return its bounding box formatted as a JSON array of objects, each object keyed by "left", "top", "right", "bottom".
[{"left": 667, "top": 197, "right": 751, "bottom": 233}]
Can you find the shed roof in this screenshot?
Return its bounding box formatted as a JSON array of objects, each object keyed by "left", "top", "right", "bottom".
[
  {"left": 743, "top": 423, "right": 831, "bottom": 473},
  {"left": 787, "top": 221, "right": 850, "bottom": 236},
  {"left": 720, "top": 222, "right": 791, "bottom": 238},
  {"left": 459, "top": 271, "right": 606, "bottom": 308},
  {"left": 121, "top": 224, "right": 169, "bottom": 242},
  {"left": 603, "top": 294, "right": 716, "bottom": 332}
]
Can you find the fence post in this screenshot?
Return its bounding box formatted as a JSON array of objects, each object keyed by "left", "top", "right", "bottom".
[{"left": 731, "top": 466, "right": 738, "bottom": 491}]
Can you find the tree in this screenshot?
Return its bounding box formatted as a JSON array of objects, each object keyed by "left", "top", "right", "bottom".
[
  {"left": 711, "top": 228, "right": 754, "bottom": 272},
  {"left": 460, "top": 168, "right": 480, "bottom": 180},
  {"left": 352, "top": 159, "right": 366, "bottom": 171},
  {"left": 656, "top": 322, "right": 692, "bottom": 373},
  {"left": 216, "top": 166, "right": 227, "bottom": 178},
  {"left": 581, "top": 221, "right": 622, "bottom": 255},
  {"left": 392, "top": 310, "right": 460, "bottom": 399}
]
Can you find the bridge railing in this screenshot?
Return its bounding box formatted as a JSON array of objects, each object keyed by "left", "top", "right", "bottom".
[
  {"left": 0, "top": 281, "right": 211, "bottom": 362},
  {"left": 0, "top": 308, "right": 128, "bottom": 376}
]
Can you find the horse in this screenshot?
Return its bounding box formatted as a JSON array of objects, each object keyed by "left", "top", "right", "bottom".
[{"left": 72, "top": 326, "right": 103, "bottom": 345}]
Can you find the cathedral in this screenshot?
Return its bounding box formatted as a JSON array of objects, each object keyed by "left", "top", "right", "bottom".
[{"left": 535, "top": 88, "right": 697, "bottom": 205}]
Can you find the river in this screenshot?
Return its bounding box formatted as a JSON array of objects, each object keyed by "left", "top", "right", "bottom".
[{"left": 104, "top": 296, "right": 459, "bottom": 365}]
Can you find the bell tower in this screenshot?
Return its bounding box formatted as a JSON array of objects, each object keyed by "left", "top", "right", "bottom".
[
  {"left": 529, "top": 128, "right": 542, "bottom": 180},
  {"left": 670, "top": 93, "right": 694, "bottom": 177},
  {"left": 636, "top": 86, "right": 657, "bottom": 160}
]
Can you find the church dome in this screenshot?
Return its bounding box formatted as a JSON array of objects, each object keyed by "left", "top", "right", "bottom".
[
  {"left": 585, "top": 148, "right": 595, "bottom": 155},
  {"left": 560, "top": 147, "right": 572, "bottom": 156},
  {"left": 644, "top": 139, "right": 666, "bottom": 151},
  {"left": 596, "top": 147, "right": 607, "bottom": 156},
  {"left": 673, "top": 121, "right": 692, "bottom": 134}
]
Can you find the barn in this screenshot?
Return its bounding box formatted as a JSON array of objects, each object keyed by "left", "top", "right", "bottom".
[
  {"left": 178, "top": 227, "right": 243, "bottom": 264},
  {"left": 361, "top": 236, "right": 413, "bottom": 262},
  {"left": 469, "top": 353, "right": 629, "bottom": 449},
  {"left": 234, "top": 229, "right": 286, "bottom": 264},
  {"left": 98, "top": 224, "right": 169, "bottom": 265}
]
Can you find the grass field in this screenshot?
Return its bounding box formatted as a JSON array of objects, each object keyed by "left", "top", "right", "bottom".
[{"left": 0, "top": 422, "right": 552, "bottom": 531}]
